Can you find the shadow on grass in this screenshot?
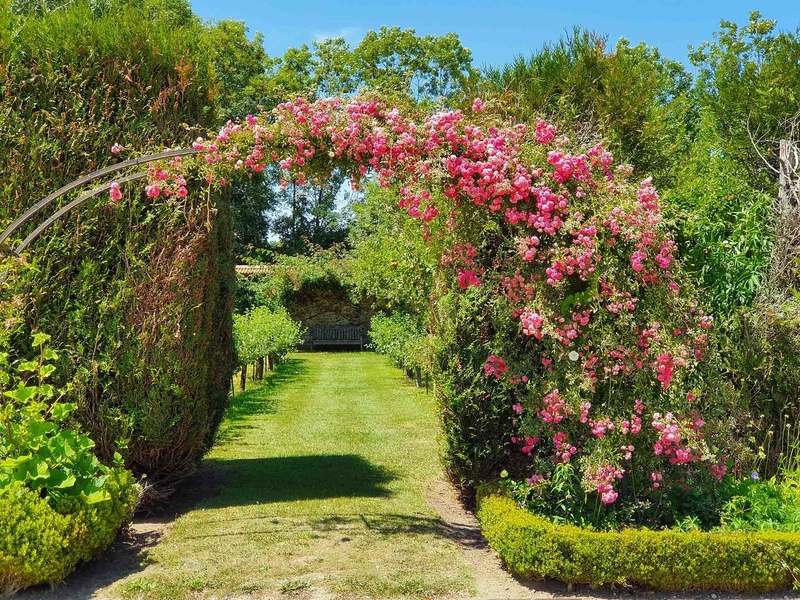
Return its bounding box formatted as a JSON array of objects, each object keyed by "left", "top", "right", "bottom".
[
  {"left": 315, "top": 513, "right": 486, "bottom": 546},
  {"left": 215, "top": 357, "right": 310, "bottom": 444},
  {"left": 205, "top": 454, "right": 397, "bottom": 507},
  {"left": 177, "top": 512, "right": 479, "bottom": 544},
  {"left": 15, "top": 357, "right": 314, "bottom": 600}
]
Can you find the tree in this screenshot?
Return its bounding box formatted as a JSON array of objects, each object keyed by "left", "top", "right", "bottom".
[
  {"left": 468, "top": 28, "right": 692, "bottom": 184},
  {"left": 201, "top": 19, "right": 275, "bottom": 121},
  {"left": 230, "top": 169, "right": 280, "bottom": 257},
  {"left": 663, "top": 12, "right": 800, "bottom": 310},
  {"left": 261, "top": 27, "right": 476, "bottom": 253},
  {"left": 10, "top": 0, "right": 70, "bottom": 15},
  {"left": 340, "top": 26, "right": 475, "bottom": 101},
  {"left": 267, "top": 26, "right": 475, "bottom": 102},
  {"left": 689, "top": 11, "right": 800, "bottom": 186},
  {"left": 348, "top": 182, "right": 438, "bottom": 316},
  {"left": 233, "top": 307, "right": 304, "bottom": 388},
  {"left": 271, "top": 169, "right": 350, "bottom": 253},
  {"left": 199, "top": 19, "right": 282, "bottom": 256}
]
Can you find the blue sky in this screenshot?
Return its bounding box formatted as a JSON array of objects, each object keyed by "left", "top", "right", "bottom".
[{"left": 189, "top": 0, "right": 800, "bottom": 69}]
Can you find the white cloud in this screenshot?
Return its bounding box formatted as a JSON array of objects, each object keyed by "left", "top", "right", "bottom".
[{"left": 313, "top": 26, "right": 361, "bottom": 43}]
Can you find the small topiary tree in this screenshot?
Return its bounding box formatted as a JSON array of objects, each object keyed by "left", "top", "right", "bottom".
[{"left": 233, "top": 306, "right": 304, "bottom": 389}]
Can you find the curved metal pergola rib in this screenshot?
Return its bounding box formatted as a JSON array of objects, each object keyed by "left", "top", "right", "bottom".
[
  {"left": 0, "top": 148, "right": 199, "bottom": 255},
  {"left": 15, "top": 172, "right": 148, "bottom": 255}
]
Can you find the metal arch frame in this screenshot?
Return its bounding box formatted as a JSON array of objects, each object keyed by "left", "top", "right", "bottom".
[
  {"left": 16, "top": 172, "right": 148, "bottom": 254},
  {"left": 0, "top": 148, "right": 199, "bottom": 256}
]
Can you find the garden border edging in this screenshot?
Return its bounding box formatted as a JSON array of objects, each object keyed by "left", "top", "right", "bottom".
[{"left": 475, "top": 485, "right": 800, "bottom": 592}]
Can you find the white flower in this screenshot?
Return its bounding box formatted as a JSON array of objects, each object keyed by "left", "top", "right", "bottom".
[{"left": 568, "top": 351, "right": 580, "bottom": 362}]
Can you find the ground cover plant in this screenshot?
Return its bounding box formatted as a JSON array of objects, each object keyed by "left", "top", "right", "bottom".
[{"left": 0, "top": 331, "right": 138, "bottom": 593}]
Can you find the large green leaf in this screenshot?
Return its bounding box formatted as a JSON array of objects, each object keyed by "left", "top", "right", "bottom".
[
  {"left": 0, "top": 454, "right": 32, "bottom": 470},
  {"left": 49, "top": 402, "right": 76, "bottom": 421},
  {"left": 84, "top": 489, "right": 111, "bottom": 505},
  {"left": 4, "top": 385, "right": 37, "bottom": 402},
  {"left": 29, "top": 421, "right": 58, "bottom": 437}
]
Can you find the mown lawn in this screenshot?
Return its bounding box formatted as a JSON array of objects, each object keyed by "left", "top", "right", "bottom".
[{"left": 111, "top": 352, "right": 474, "bottom": 599}]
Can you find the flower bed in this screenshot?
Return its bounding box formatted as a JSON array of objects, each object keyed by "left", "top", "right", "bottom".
[{"left": 476, "top": 487, "right": 800, "bottom": 592}]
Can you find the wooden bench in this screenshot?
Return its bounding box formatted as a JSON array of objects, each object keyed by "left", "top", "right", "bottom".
[{"left": 304, "top": 325, "right": 365, "bottom": 350}]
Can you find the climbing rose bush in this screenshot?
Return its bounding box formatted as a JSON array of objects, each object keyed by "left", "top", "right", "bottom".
[{"left": 134, "top": 95, "right": 722, "bottom": 512}]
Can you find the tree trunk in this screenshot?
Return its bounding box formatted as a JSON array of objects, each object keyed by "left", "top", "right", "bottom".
[
  {"left": 256, "top": 356, "right": 265, "bottom": 380},
  {"left": 267, "top": 355, "right": 275, "bottom": 371},
  {"left": 779, "top": 139, "right": 800, "bottom": 210},
  {"left": 768, "top": 140, "right": 800, "bottom": 294},
  {"left": 415, "top": 366, "right": 422, "bottom": 388},
  {"left": 239, "top": 364, "right": 247, "bottom": 392}
]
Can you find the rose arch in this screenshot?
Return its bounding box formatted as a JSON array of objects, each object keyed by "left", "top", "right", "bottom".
[{"left": 1, "top": 95, "right": 720, "bottom": 505}]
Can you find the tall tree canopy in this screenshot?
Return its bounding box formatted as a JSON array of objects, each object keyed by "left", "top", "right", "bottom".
[{"left": 259, "top": 26, "right": 476, "bottom": 254}]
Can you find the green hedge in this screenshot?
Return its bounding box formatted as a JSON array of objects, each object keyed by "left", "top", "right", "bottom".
[
  {"left": 369, "top": 312, "right": 428, "bottom": 374},
  {"left": 0, "top": 2, "right": 237, "bottom": 489},
  {"left": 432, "top": 289, "right": 516, "bottom": 489},
  {"left": 0, "top": 469, "right": 139, "bottom": 594},
  {"left": 476, "top": 487, "right": 800, "bottom": 592}
]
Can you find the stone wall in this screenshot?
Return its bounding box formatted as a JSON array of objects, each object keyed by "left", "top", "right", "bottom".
[{"left": 287, "top": 286, "right": 375, "bottom": 350}]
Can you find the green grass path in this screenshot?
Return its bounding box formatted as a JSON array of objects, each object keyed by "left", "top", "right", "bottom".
[{"left": 113, "top": 352, "right": 474, "bottom": 599}]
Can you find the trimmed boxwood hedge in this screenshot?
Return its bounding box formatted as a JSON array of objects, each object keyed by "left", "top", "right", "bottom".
[
  {"left": 476, "top": 486, "right": 800, "bottom": 592},
  {"left": 0, "top": 470, "right": 139, "bottom": 594}
]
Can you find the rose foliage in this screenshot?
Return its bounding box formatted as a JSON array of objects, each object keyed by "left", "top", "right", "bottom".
[{"left": 128, "top": 95, "right": 721, "bottom": 516}]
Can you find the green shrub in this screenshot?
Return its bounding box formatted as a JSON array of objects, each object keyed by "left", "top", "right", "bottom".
[
  {"left": 235, "top": 247, "right": 353, "bottom": 314},
  {"left": 234, "top": 306, "right": 304, "bottom": 366},
  {"left": 719, "top": 472, "right": 800, "bottom": 533},
  {"left": 711, "top": 303, "right": 800, "bottom": 479},
  {"left": 348, "top": 182, "right": 438, "bottom": 317},
  {"left": 96, "top": 192, "right": 236, "bottom": 484},
  {"left": 0, "top": 0, "right": 215, "bottom": 215},
  {"left": 0, "top": 470, "right": 138, "bottom": 594},
  {"left": 664, "top": 126, "right": 774, "bottom": 315},
  {"left": 477, "top": 488, "right": 800, "bottom": 592},
  {"left": 369, "top": 312, "right": 429, "bottom": 376}
]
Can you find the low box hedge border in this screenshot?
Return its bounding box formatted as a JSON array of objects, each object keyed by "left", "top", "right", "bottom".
[
  {"left": 475, "top": 485, "right": 800, "bottom": 592},
  {"left": 0, "top": 469, "right": 139, "bottom": 595}
]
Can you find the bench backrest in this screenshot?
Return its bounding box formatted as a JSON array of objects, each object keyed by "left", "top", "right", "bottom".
[{"left": 306, "top": 325, "right": 364, "bottom": 342}]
